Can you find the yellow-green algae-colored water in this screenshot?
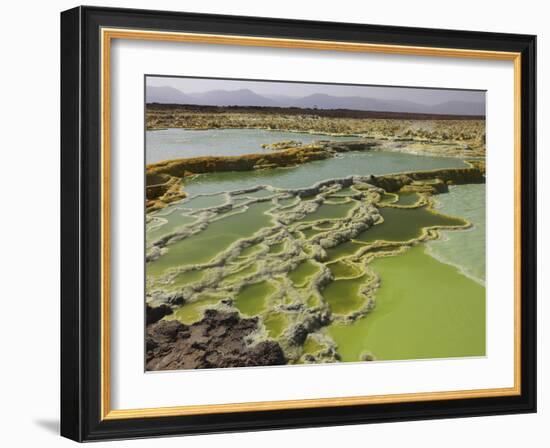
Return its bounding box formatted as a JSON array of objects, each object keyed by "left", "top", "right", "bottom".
[
  {"left": 234, "top": 280, "right": 277, "bottom": 316},
  {"left": 288, "top": 260, "right": 321, "bottom": 287},
  {"left": 147, "top": 201, "right": 274, "bottom": 276},
  {"left": 263, "top": 313, "right": 288, "bottom": 339},
  {"left": 355, "top": 206, "right": 466, "bottom": 244},
  {"left": 297, "top": 201, "right": 356, "bottom": 222},
  {"left": 147, "top": 207, "right": 198, "bottom": 243},
  {"left": 168, "top": 269, "right": 206, "bottom": 289},
  {"left": 164, "top": 294, "right": 221, "bottom": 325},
  {"left": 146, "top": 138, "right": 485, "bottom": 365},
  {"left": 223, "top": 263, "right": 259, "bottom": 284},
  {"left": 328, "top": 245, "right": 486, "bottom": 361},
  {"left": 328, "top": 260, "right": 362, "bottom": 279},
  {"left": 323, "top": 274, "right": 372, "bottom": 315}
]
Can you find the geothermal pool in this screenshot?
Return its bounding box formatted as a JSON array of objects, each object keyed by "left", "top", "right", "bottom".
[
  {"left": 181, "top": 150, "right": 468, "bottom": 196},
  {"left": 146, "top": 128, "right": 361, "bottom": 163},
  {"left": 146, "top": 130, "right": 486, "bottom": 364}
]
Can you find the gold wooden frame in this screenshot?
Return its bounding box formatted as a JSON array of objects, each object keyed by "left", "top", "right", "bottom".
[{"left": 100, "top": 28, "right": 522, "bottom": 421}]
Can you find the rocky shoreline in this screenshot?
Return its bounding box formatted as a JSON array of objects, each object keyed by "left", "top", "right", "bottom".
[
  {"left": 146, "top": 144, "right": 485, "bottom": 213},
  {"left": 146, "top": 140, "right": 378, "bottom": 212},
  {"left": 146, "top": 104, "right": 485, "bottom": 151},
  {"left": 146, "top": 307, "right": 286, "bottom": 370},
  {"left": 145, "top": 118, "right": 485, "bottom": 212}
]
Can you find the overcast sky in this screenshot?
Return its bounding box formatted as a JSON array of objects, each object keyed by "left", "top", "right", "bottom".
[{"left": 146, "top": 76, "right": 485, "bottom": 106}]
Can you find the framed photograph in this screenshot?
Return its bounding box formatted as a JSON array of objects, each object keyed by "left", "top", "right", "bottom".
[{"left": 60, "top": 6, "right": 536, "bottom": 442}]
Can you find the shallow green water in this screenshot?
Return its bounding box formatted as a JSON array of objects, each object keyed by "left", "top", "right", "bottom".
[
  {"left": 263, "top": 313, "right": 288, "bottom": 339},
  {"left": 331, "top": 186, "right": 358, "bottom": 197},
  {"left": 181, "top": 194, "right": 227, "bottom": 209},
  {"left": 235, "top": 281, "right": 276, "bottom": 316},
  {"left": 223, "top": 263, "right": 259, "bottom": 284},
  {"left": 169, "top": 269, "right": 206, "bottom": 289},
  {"left": 146, "top": 128, "right": 360, "bottom": 163},
  {"left": 239, "top": 188, "right": 276, "bottom": 199},
  {"left": 268, "top": 242, "right": 285, "bottom": 254},
  {"left": 355, "top": 206, "right": 465, "bottom": 244},
  {"left": 379, "top": 191, "right": 421, "bottom": 206},
  {"left": 325, "top": 240, "right": 365, "bottom": 261},
  {"left": 428, "top": 184, "right": 486, "bottom": 283},
  {"left": 303, "top": 335, "right": 324, "bottom": 355},
  {"left": 147, "top": 201, "right": 274, "bottom": 276},
  {"left": 288, "top": 260, "right": 321, "bottom": 286},
  {"left": 299, "top": 201, "right": 356, "bottom": 223},
  {"left": 183, "top": 151, "right": 467, "bottom": 196},
  {"left": 146, "top": 128, "right": 486, "bottom": 366},
  {"left": 239, "top": 244, "right": 264, "bottom": 258},
  {"left": 147, "top": 210, "right": 197, "bottom": 243},
  {"left": 301, "top": 227, "right": 327, "bottom": 239},
  {"left": 166, "top": 295, "right": 221, "bottom": 325},
  {"left": 323, "top": 274, "right": 370, "bottom": 315},
  {"left": 328, "top": 245, "right": 486, "bottom": 361},
  {"left": 395, "top": 191, "right": 420, "bottom": 206},
  {"left": 278, "top": 196, "right": 299, "bottom": 208},
  {"left": 328, "top": 260, "right": 362, "bottom": 279}
]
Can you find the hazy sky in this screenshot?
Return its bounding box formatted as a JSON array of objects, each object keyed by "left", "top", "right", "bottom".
[{"left": 146, "top": 76, "right": 485, "bottom": 105}]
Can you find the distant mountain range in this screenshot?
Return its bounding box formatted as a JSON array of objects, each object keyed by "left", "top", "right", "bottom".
[{"left": 146, "top": 86, "right": 485, "bottom": 116}]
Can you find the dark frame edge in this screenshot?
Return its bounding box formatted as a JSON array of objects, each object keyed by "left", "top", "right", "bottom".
[
  {"left": 61, "top": 6, "right": 84, "bottom": 442},
  {"left": 519, "top": 34, "right": 537, "bottom": 415},
  {"left": 60, "top": 5, "right": 537, "bottom": 442}
]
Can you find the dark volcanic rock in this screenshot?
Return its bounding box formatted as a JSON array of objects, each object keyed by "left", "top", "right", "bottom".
[
  {"left": 367, "top": 165, "right": 485, "bottom": 193},
  {"left": 146, "top": 304, "right": 173, "bottom": 325},
  {"left": 146, "top": 309, "right": 287, "bottom": 371},
  {"left": 287, "top": 323, "right": 309, "bottom": 346}
]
